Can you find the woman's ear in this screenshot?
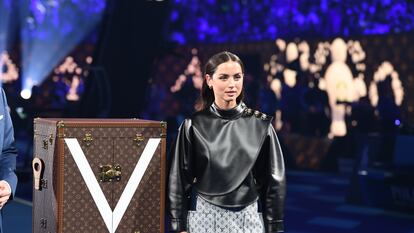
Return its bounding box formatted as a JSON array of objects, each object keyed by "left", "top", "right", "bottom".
[{"left": 205, "top": 74, "right": 212, "bottom": 87}]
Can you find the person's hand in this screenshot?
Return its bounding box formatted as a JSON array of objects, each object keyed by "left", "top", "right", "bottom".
[{"left": 0, "top": 180, "right": 11, "bottom": 209}]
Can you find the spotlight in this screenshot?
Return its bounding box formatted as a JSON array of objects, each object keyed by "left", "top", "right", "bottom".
[
  {"left": 20, "top": 89, "right": 32, "bottom": 100},
  {"left": 20, "top": 1, "right": 106, "bottom": 93}
]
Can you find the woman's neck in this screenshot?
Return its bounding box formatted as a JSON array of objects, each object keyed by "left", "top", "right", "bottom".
[{"left": 214, "top": 100, "right": 237, "bottom": 110}]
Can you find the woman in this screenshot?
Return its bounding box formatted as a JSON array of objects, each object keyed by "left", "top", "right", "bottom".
[{"left": 168, "top": 51, "right": 285, "bottom": 233}]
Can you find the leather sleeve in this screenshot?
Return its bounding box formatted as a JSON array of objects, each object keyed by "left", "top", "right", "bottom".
[
  {"left": 255, "top": 124, "right": 286, "bottom": 233},
  {"left": 167, "top": 119, "right": 193, "bottom": 232}
]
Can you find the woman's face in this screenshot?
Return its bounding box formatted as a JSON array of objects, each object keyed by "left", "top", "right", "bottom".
[{"left": 206, "top": 61, "right": 243, "bottom": 109}]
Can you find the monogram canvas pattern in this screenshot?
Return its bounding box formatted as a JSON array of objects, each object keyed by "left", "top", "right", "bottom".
[
  {"left": 113, "top": 126, "right": 162, "bottom": 232},
  {"left": 33, "top": 119, "right": 165, "bottom": 233},
  {"left": 32, "top": 135, "right": 44, "bottom": 233},
  {"left": 187, "top": 197, "right": 265, "bottom": 233},
  {"left": 63, "top": 133, "right": 111, "bottom": 233},
  {"left": 33, "top": 122, "right": 58, "bottom": 233},
  {"left": 62, "top": 126, "right": 162, "bottom": 139},
  {"left": 63, "top": 126, "right": 162, "bottom": 233}
]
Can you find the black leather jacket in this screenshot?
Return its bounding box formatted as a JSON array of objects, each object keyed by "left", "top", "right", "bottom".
[{"left": 168, "top": 102, "right": 286, "bottom": 233}]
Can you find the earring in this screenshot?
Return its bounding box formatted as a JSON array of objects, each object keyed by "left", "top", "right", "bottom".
[{"left": 209, "top": 86, "right": 212, "bottom": 89}]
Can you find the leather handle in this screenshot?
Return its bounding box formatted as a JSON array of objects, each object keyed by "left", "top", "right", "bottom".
[{"left": 32, "top": 157, "right": 44, "bottom": 190}]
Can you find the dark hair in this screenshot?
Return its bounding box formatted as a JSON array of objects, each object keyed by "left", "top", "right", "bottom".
[{"left": 195, "top": 51, "right": 245, "bottom": 111}]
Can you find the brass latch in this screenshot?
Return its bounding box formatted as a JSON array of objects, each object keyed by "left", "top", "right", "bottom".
[
  {"left": 99, "top": 164, "right": 122, "bottom": 182},
  {"left": 133, "top": 133, "right": 145, "bottom": 145},
  {"left": 83, "top": 133, "right": 93, "bottom": 146}
]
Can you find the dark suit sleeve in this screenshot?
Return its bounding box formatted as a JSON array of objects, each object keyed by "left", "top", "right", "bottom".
[
  {"left": 0, "top": 89, "right": 18, "bottom": 198},
  {"left": 256, "top": 124, "right": 286, "bottom": 233},
  {"left": 167, "top": 119, "right": 193, "bottom": 232}
]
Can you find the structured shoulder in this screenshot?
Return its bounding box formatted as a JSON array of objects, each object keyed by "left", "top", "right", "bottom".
[
  {"left": 242, "top": 107, "right": 273, "bottom": 122},
  {"left": 182, "top": 118, "right": 192, "bottom": 130},
  {"left": 179, "top": 118, "right": 192, "bottom": 135}
]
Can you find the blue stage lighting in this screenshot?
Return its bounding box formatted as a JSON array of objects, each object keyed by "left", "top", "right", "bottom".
[
  {"left": 167, "top": 0, "right": 414, "bottom": 44},
  {"left": 19, "top": 0, "right": 106, "bottom": 92},
  {"left": 20, "top": 88, "right": 32, "bottom": 99},
  {"left": 0, "top": 0, "right": 13, "bottom": 55},
  {"left": 395, "top": 119, "right": 401, "bottom": 126},
  {"left": 0, "top": 1, "right": 20, "bottom": 86}
]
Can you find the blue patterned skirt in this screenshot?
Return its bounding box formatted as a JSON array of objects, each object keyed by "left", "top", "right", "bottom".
[{"left": 187, "top": 196, "right": 265, "bottom": 233}]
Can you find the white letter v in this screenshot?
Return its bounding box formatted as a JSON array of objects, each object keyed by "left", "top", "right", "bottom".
[{"left": 64, "top": 138, "right": 161, "bottom": 233}]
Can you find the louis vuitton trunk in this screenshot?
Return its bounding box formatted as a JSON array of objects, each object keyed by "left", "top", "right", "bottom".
[{"left": 32, "top": 119, "right": 167, "bottom": 233}]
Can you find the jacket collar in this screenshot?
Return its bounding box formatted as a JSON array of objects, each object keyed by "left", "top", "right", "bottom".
[{"left": 210, "top": 102, "right": 246, "bottom": 119}]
